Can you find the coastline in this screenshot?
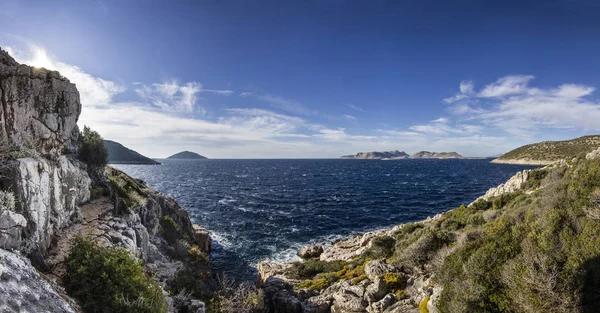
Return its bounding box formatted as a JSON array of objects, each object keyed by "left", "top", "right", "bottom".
[{"left": 491, "top": 158, "right": 556, "bottom": 165}]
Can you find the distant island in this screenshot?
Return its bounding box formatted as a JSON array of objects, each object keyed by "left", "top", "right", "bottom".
[
  {"left": 411, "top": 151, "right": 464, "bottom": 159},
  {"left": 104, "top": 140, "right": 160, "bottom": 165},
  {"left": 341, "top": 150, "right": 410, "bottom": 159},
  {"left": 341, "top": 150, "right": 463, "bottom": 159},
  {"left": 167, "top": 151, "right": 208, "bottom": 159},
  {"left": 493, "top": 135, "right": 600, "bottom": 165}
]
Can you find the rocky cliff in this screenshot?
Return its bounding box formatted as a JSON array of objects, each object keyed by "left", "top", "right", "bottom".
[{"left": 0, "top": 48, "right": 211, "bottom": 313}]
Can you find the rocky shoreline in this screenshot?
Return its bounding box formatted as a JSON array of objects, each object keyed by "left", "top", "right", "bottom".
[{"left": 490, "top": 158, "right": 555, "bottom": 165}]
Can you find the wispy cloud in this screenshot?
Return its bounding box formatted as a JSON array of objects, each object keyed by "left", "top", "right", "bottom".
[
  {"left": 343, "top": 114, "right": 357, "bottom": 121},
  {"left": 239, "top": 92, "right": 316, "bottom": 115},
  {"left": 346, "top": 103, "right": 365, "bottom": 112},
  {"left": 409, "top": 117, "right": 482, "bottom": 135},
  {"left": 444, "top": 75, "right": 600, "bottom": 137}
]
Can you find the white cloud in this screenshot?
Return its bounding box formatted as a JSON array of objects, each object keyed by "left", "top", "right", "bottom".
[
  {"left": 346, "top": 103, "right": 365, "bottom": 112},
  {"left": 409, "top": 117, "right": 482, "bottom": 135},
  {"left": 445, "top": 75, "right": 600, "bottom": 137},
  {"left": 343, "top": 114, "right": 357, "bottom": 121},
  {"left": 443, "top": 80, "right": 474, "bottom": 103},
  {"left": 478, "top": 75, "right": 534, "bottom": 98}
]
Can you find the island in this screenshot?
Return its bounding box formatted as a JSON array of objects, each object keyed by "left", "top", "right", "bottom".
[
  {"left": 167, "top": 151, "right": 208, "bottom": 159},
  {"left": 341, "top": 150, "right": 464, "bottom": 159},
  {"left": 104, "top": 140, "right": 160, "bottom": 165},
  {"left": 493, "top": 135, "right": 600, "bottom": 165}
]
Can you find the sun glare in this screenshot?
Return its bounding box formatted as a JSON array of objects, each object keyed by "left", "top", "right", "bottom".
[{"left": 30, "top": 46, "right": 54, "bottom": 70}]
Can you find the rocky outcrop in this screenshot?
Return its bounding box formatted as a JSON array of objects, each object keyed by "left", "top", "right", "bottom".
[
  {"left": 470, "top": 170, "right": 529, "bottom": 204},
  {"left": 0, "top": 49, "right": 81, "bottom": 158},
  {"left": 0, "top": 248, "right": 79, "bottom": 312},
  {"left": 586, "top": 147, "right": 600, "bottom": 160},
  {"left": 0, "top": 156, "right": 90, "bottom": 253},
  {"left": 298, "top": 245, "right": 324, "bottom": 259}
]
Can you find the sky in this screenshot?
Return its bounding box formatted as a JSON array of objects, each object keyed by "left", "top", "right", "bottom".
[{"left": 2, "top": 0, "right": 600, "bottom": 158}]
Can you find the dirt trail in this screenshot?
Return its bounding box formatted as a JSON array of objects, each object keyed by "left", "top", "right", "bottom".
[{"left": 43, "top": 197, "right": 114, "bottom": 283}]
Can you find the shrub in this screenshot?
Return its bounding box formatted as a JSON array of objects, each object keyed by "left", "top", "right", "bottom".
[
  {"left": 522, "top": 168, "right": 549, "bottom": 190},
  {"left": 0, "top": 190, "right": 15, "bottom": 210},
  {"left": 160, "top": 215, "right": 181, "bottom": 244},
  {"left": 383, "top": 272, "right": 405, "bottom": 292},
  {"left": 363, "top": 236, "right": 396, "bottom": 259},
  {"left": 215, "top": 276, "right": 265, "bottom": 313},
  {"left": 78, "top": 126, "right": 108, "bottom": 169},
  {"left": 65, "top": 237, "right": 167, "bottom": 313},
  {"left": 285, "top": 260, "right": 346, "bottom": 280}
]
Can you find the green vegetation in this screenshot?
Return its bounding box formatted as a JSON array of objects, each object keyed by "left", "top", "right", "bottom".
[
  {"left": 0, "top": 189, "right": 15, "bottom": 210},
  {"left": 65, "top": 237, "right": 168, "bottom": 313},
  {"left": 78, "top": 126, "right": 108, "bottom": 169},
  {"left": 106, "top": 167, "right": 149, "bottom": 208},
  {"left": 286, "top": 260, "right": 346, "bottom": 280},
  {"left": 160, "top": 215, "right": 181, "bottom": 244},
  {"left": 496, "top": 135, "right": 600, "bottom": 162}
]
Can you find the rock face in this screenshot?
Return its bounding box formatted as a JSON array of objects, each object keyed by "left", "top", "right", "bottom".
[
  {"left": 586, "top": 147, "right": 600, "bottom": 160},
  {"left": 341, "top": 150, "right": 410, "bottom": 160},
  {"left": 1, "top": 154, "right": 91, "bottom": 253},
  {"left": 471, "top": 170, "right": 529, "bottom": 205},
  {"left": 0, "top": 49, "right": 81, "bottom": 158},
  {"left": 0, "top": 248, "right": 79, "bottom": 312}
]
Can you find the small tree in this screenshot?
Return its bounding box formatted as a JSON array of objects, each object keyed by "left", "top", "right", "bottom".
[{"left": 78, "top": 126, "right": 108, "bottom": 169}]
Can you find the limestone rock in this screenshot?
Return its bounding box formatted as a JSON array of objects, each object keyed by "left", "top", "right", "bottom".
[
  {"left": 191, "top": 224, "right": 212, "bottom": 253},
  {"left": 1, "top": 156, "right": 90, "bottom": 253},
  {"left": 0, "top": 209, "right": 27, "bottom": 249},
  {"left": 272, "top": 289, "right": 303, "bottom": 313},
  {"left": 364, "top": 259, "right": 394, "bottom": 281},
  {"left": 471, "top": 170, "right": 529, "bottom": 204},
  {"left": 298, "top": 245, "right": 324, "bottom": 259},
  {"left": 365, "top": 276, "right": 388, "bottom": 303},
  {"left": 0, "top": 248, "right": 79, "bottom": 312},
  {"left": 368, "top": 294, "right": 396, "bottom": 313},
  {"left": 0, "top": 48, "right": 81, "bottom": 158},
  {"left": 586, "top": 147, "right": 600, "bottom": 160}
]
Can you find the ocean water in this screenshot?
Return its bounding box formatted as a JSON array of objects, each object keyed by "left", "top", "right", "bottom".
[{"left": 114, "top": 159, "right": 536, "bottom": 280}]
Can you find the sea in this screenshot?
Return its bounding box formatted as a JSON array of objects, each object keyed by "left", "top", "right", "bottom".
[{"left": 114, "top": 158, "right": 537, "bottom": 280}]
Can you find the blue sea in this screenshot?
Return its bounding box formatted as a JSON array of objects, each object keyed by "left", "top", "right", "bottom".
[{"left": 114, "top": 159, "right": 536, "bottom": 280}]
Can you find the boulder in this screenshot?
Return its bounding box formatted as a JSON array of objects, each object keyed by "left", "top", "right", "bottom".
[
  {"left": 586, "top": 147, "right": 600, "bottom": 160},
  {"left": 368, "top": 294, "right": 396, "bottom": 313},
  {"left": 365, "top": 276, "right": 388, "bottom": 303},
  {"left": 272, "top": 289, "right": 303, "bottom": 313},
  {"left": 298, "top": 245, "right": 324, "bottom": 259}
]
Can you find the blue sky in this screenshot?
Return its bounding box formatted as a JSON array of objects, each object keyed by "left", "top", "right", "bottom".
[{"left": 2, "top": 0, "right": 600, "bottom": 158}]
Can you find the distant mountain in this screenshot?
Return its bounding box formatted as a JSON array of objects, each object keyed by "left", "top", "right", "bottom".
[
  {"left": 167, "top": 151, "right": 207, "bottom": 160},
  {"left": 341, "top": 150, "right": 410, "bottom": 159},
  {"left": 104, "top": 140, "right": 160, "bottom": 165},
  {"left": 411, "top": 151, "right": 464, "bottom": 159},
  {"left": 493, "top": 135, "right": 600, "bottom": 165}
]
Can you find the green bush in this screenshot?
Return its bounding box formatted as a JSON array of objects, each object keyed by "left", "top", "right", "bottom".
[
  {"left": 78, "top": 126, "right": 108, "bottom": 169},
  {"left": 285, "top": 260, "right": 346, "bottom": 280},
  {"left": 363, "top": 236, "right": 396, "bottom": 259},
  {"left": 160, "top": 215, "right": 181, "bottom": 244},
  {"left": 66, "top": 237, "right": 167, "bottom": 313}
]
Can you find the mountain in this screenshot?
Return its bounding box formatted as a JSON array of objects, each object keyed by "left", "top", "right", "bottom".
[
  {"left": 167, "top": 151, "right": 207, "bottom": 159},
  {"left": 411, "top": 151, "right": 464, "bottom": 159},
  {"left": 104, "top": 140, "right": 160, "bottom": 165},
  {"left": 493, "top": 135, "right": 600, "bottom": 165},
  {"left": 341, "top": 150, "right": 410, "bottom": 159}
]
